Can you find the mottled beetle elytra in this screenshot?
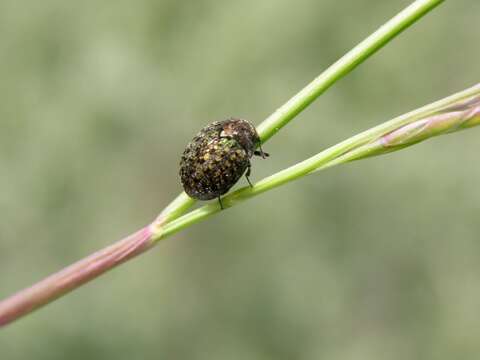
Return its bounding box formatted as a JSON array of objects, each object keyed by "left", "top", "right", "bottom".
[{"left": 179, "top": 118, "right": 269, "bottom": 209}]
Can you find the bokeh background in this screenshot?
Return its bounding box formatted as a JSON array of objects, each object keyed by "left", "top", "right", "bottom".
[{"left": 1, "top": 0, "right": 479, "bottom": 359}]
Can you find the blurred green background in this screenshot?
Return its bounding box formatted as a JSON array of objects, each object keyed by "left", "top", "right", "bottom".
[{"left": 1, "top": 0, "right": 479, "bottom": 359}]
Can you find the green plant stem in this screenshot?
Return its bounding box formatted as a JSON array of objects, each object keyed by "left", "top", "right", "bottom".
[
  {"left": 0, "top": 0, "right": 446, "bottom": 327},
  {"left": 312, "top": 96, "right": 480, "bottom": 169},
  {"left": 256, "top": 0, "right": 444, "bottom": 143},
  {"left": 158, "top": 0, "right": 445, "bottom": 224},
  {"left": 323, "top": 95, "right": 480, "bottom": 165},
  {"left": 154, "top": 192, "right": 196, "bottom": 225},
  {"left": 153, "top": 83, "right": 480, "bottom": 241}
]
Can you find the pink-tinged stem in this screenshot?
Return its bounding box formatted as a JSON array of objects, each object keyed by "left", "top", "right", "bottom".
[
  {"left": 0, "top": 226, "right": 155, "bottom": 327},
  {"left": 325, "top": 97, "right": 480, "bottom": 164}
]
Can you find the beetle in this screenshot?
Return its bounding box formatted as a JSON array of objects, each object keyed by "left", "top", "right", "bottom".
[{"left": 179, "top": 118, "right": 268, "bottom": 209}]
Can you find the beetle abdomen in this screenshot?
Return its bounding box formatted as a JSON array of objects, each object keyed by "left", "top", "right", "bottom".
[
  {"left": 179, "top": 119, "right": 260, "bottom": 201},
  {"left": 180, "top": 137, "right": 249, "bottom": 200}
]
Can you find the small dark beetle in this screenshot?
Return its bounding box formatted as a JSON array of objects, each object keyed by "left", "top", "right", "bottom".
[{"left": 179, "top": 118, "right": 268, "bottom": 208}]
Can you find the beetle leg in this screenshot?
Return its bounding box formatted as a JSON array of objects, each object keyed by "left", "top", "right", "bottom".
[
  {"left": 254, "top": 144, "right": 269, "bottom": 158},
  {"left": 245, "top": 162, "right": 253, "bottom": 188},
  {"left": 252, "top": 126, "right": 269, "bottom": 158},
  {"left": 218, "top": 196, "right": 224, "bottom": 210}
]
